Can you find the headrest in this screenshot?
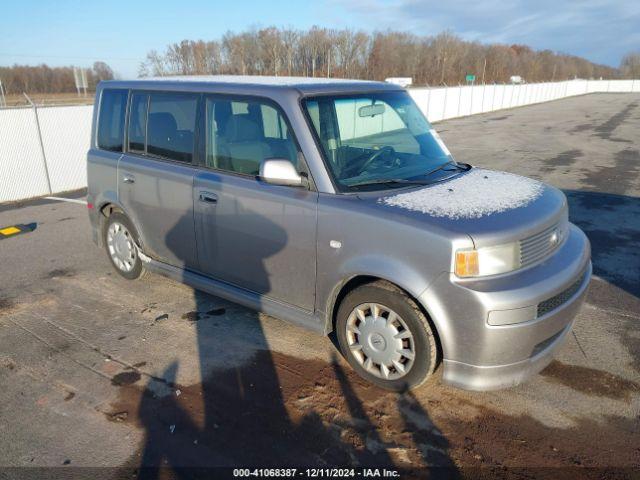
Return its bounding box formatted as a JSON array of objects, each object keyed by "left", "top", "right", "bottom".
[
  {"left": 224, "top": 115, "right": 262, "bottom": 142},
  {"left": 148, "top": 112, "right": 177, "bottom": 140}
]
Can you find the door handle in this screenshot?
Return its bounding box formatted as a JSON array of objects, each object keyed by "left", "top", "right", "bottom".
[
  {"left": 199, "top": 192, "right": 218, "bottom": 204},
  {"left": 122, "top": 174, "right": 135, "bottom": 184}
]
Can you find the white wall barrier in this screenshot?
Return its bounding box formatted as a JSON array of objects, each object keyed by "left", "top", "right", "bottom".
[
  {"left": 0, "top": 79, "right": 638, "bottom": 203},
  {"left": 409, "top": 79, "right": 640, "bottom": 122},
  {"left": 0, "top": 104, "right": 93, "bottom": 203}
]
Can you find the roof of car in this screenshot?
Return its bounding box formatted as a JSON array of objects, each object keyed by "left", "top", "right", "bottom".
[{"left": 100, "top": 75, "right": 404, "bottom": 95}]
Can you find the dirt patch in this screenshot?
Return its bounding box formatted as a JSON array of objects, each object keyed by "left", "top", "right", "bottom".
[
  {"left": 154, "top": 313, "right": 169, "bottom": 322},
  {"left": 594, "top": 102, "right": 638, "bottom": 142},
  {"left": 1, "top": 358, "right": 16, "bottom": 370},
  {"left": 181, "top": 311, "right": 200, "bottom": 322},
  {"left": 111, "top": 371, "right": 142, "bottom": 387},
  {"left": 541, "top": 149, "right": 583, "bottom": 173},
  {"left": 581, "top": 149, "right": 640, "bottom": 195},
  {"left": 106, "top": 350, "right": 640, "bottom": 473},
  {"left": 107, "top": 411, "right": 129, "bottom": 423},
  {"left": 570, "top": 123, "right": 594, "bottom": 133},
  {"left": 44, "top": 268, "right": 75, "bottom": 279},
  {"left": 181, "top": 308, "right": 226, "bottom": 322},
  {"left": 0, "top": 298, "right": 14, "bottom": 313},
  {"left": 486, "top": 115, "right": 510, "bottom": 122},
  {"left": 540, "top": 360, "right": 640, "bottom": 401}
]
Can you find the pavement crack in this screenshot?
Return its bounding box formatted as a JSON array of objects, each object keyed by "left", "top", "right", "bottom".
[
  {"left": 572, "top": 330, "right": 588, "bottom": 360},
  {"left": 5, "top": 317, "right": 113, "bottom": 382},
  {"left": 40, "top": 316, "right": 175, "bottom": 388}
]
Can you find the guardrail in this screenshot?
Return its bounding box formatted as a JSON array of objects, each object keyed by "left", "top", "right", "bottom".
[{"left": 0, "top": 79, "right": 638, "bottom": 203}]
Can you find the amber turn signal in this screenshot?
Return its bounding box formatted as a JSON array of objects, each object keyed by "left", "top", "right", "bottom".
[{"left": 455, "top": 250, "right": 479, "bottom": 277}]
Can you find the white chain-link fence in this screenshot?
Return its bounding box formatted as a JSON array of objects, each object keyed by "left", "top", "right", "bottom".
[{"left": 0, "top": 79, "right": 638, "bottom": 203}]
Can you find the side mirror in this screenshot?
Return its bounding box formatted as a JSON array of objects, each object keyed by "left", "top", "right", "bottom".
[{"left": 259, "top": 158, "right": 307, "bottom": 187}]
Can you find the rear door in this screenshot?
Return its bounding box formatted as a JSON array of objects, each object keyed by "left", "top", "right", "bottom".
[
  {"left": 118, "top": 91, "right": 200, "bottom": 269},
  {"left": 194, "top": 95, "right": 318, "bottom": 311}
]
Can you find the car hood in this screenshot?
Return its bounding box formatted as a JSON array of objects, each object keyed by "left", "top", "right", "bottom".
[{"left": 359, "top": 168, "right": 568, "bottom": 248}]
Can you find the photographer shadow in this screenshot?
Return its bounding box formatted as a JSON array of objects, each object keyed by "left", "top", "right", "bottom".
[{"left": 132, "top": 200, "right": 459, "bottom": 478}]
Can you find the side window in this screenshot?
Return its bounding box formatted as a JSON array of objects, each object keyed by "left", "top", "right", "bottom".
[
  {"left": 97, "top": 89, "right": 128, "bottom": 152},
  {"left": 261, "top": 104, "right": 290, "bottom": 140},
  {"left": 205, "top": 97, "right": 299, "bottom": 176},
  {"left": 146, "top": 93, "right": 197, "bottom": 163},
  {"left": 128, "top": 92, "right": 148, "bottom": 153}
]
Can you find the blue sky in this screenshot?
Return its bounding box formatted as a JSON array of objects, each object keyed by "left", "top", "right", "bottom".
[{"left": 1, "top": 0, "right": 637, "bottom": 79}]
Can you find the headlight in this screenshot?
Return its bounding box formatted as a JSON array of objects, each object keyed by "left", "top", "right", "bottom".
[{"left": 455, "top": 242, "right": 520, "bottom": 277}]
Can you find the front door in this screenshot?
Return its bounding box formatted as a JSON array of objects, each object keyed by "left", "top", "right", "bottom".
[{"left": 194, "top": 95, "right": 317, "bottom": 311}]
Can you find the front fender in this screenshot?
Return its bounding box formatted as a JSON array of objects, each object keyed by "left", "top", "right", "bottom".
[{"left": 323, "top": 254, "right": 445, "bottom": 334}]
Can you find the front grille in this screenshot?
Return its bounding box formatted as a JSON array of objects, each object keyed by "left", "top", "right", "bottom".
[
  {"left": 537, "top": 274, "right": 584, "bottom": 318},
  {"left": 519, "top": 222, "right": 563, "bottom": 268}
]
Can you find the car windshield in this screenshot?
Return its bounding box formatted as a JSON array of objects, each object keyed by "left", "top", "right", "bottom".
[{"left": 303, "top": 91, "right": 456, "bottom": 191}]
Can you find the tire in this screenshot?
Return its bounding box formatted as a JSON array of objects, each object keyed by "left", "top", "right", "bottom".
[
  {"left": 103, "top": 212, "right": 146, "bottom": 280},
  {"left": 336, "top": 281, "right": 437, "bottom": 392}
]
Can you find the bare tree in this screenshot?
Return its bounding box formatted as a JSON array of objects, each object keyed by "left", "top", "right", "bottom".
[
  {"left": 280, "top": 29, "right": 299, "bottom": 76},
  {"left": 259, "top": 27, "right": 284, "bottom": 75},
  {"left": 139, "top": 50, "right": 168, "bottom": 77},
  {"left": 334, "top": 29, "right": 369, "bottom": 78},
  {"left": 621, "top": 52, "right": 640, "bottom": 78},
  {"left": 92, "top": 62, "right": 114, "bottom": 82}
]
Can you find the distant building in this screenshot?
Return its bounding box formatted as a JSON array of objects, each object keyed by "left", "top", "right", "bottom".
[{"left": 385, "top": 77, "right": 413, "bottom": 87}]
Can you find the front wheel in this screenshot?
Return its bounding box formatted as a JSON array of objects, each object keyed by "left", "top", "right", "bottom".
[
  {"left": 104, "top": 212, "right": 145, "bottom": 280},
  {"left": 336, "top": 282, "right": 437, "bottom": 391}
]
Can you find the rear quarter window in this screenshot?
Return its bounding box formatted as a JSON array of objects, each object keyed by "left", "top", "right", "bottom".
[
  {"left": 128, "top": 92, "right": 148, "bottom": 153},
  {"left": 97, "top": 89, "right": 128, "bottom": 152}
]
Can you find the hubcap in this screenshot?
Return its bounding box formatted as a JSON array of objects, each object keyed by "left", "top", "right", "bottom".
[
  {"left": 345, "top": 303, "right": 415, "bottom": 380},
  {"left": 107, "top": 222, "right": 137, "bottom": 272}
]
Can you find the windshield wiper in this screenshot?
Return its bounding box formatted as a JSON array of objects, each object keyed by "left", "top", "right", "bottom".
[
  {"left": 420, "top": 160, "right": 470, "bottom": 178},
  {"left": 348, "top": 162, "right": 471, "bottom": 188},
  {"left": 348, "top": 178, "right": 432, "bottom": 188}
]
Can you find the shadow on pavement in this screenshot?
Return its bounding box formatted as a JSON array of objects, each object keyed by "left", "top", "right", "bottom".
[
  {"left": 125, "top": 201, "right": 459, "bottom": 478},
  {"left": 564, "top": 189, "right": 640, "bottom": 298}
]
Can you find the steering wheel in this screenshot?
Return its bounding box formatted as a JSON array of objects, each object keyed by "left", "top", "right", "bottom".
[{"left": 358, "top": 146, "right": 395, "bottom": 174}]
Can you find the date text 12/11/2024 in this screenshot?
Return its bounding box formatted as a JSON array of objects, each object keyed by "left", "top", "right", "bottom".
[{"left": 232, "top": 468, "right": 401, "bottom": 478}]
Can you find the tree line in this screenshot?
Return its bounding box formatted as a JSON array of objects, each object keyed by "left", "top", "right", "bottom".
[
  {"left": 139, "top": 27, "right": 630, "bottom": 85},
  {"left": 620, "top": 52, "right": 640, "bottom": 78},
  {"left": 0, "top": 62, "right": 114, "bottom": 95}
]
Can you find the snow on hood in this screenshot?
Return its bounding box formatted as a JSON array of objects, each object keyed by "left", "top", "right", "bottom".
[{"left": 379, "top": 169, "right": 544, "bottom": 220}]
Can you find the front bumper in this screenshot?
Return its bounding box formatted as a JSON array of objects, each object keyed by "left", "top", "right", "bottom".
[{"left": 420, "top": 224, "right": 591, "bottom": 391}]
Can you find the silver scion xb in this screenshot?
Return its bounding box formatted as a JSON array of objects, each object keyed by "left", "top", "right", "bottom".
[{"left": 87, "top": 76, "right": 591, "bottom": 391}]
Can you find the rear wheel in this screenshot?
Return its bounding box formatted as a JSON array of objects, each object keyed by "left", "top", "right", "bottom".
[
  {"left": 104, "top": 212, "right": 145, "bottom": 280},
  {"left": 336, "top": 281, "right": 437, "bottom": 391}
]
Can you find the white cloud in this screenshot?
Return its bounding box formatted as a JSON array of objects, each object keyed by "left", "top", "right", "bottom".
[{"left": 325, "top": 0, "right": 639, "bottom": 66}]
